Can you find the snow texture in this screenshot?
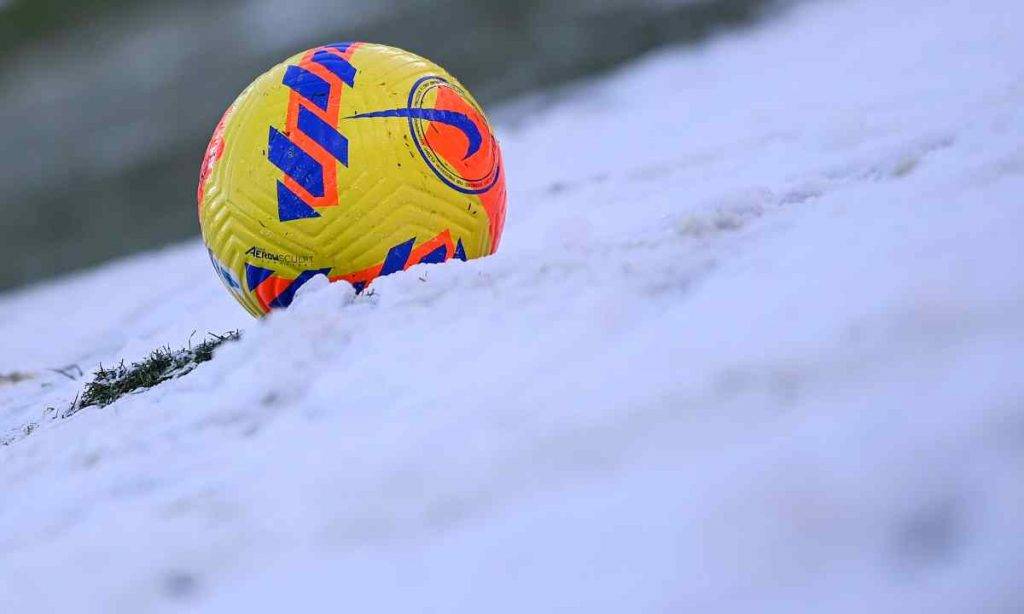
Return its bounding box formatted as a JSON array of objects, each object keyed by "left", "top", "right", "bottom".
[{"left": 1, "top": 0, "right": 1023, "bottom": 611}]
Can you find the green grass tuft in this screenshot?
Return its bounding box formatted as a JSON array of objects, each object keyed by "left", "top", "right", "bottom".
[{"left": 64, "top": 330, "right": 240, "bottom": 417}]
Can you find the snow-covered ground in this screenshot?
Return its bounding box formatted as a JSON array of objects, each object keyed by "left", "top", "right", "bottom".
[{"left": 2, "top": 0, "right": 1022, "bottom": 611}]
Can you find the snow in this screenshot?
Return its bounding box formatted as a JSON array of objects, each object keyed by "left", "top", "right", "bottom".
[{"left": 2, "top": 0, "right": 1023, "bottom": 611}]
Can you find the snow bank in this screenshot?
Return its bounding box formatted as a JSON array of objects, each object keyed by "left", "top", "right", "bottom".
[{"left": 2, "top": 0, "right": 1022, "bottom": 611}]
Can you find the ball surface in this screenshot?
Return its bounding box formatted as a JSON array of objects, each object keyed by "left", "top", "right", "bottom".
[{"left": 198, "top": 42, "right": 506, "bottom": 317}]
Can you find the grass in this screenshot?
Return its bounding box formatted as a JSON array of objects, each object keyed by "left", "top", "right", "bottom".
[
  {"left": 1, "top": 331, "right": 241, "bottom": 447},
  {"left": 63, "top": 330, "right": 240, "bottom": 417},
  {"left": 0, "top": 371, "right": 33, "bottom": 386}
]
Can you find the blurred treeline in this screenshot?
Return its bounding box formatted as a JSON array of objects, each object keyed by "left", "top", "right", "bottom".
[{"left": 0, "top": 0, "right": 775, "bottom": 291}]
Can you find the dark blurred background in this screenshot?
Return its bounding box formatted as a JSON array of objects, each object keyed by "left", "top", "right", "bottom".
[{"left": 0, "top": 0, "right": 777, "bottom": 291}]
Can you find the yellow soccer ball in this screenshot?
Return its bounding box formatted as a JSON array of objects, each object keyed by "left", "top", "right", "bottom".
[{"left": 197, "top": 42, "right": 507, "bottom": 317}]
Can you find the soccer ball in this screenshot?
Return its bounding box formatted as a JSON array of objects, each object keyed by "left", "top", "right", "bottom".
[{"left": 197, "top": 42, "right": 507, "bottom": 317}]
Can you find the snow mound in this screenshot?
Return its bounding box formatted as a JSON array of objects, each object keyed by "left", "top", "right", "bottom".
[{"left": 2, "top": 0, "right": 1023, "bottom": 611}]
